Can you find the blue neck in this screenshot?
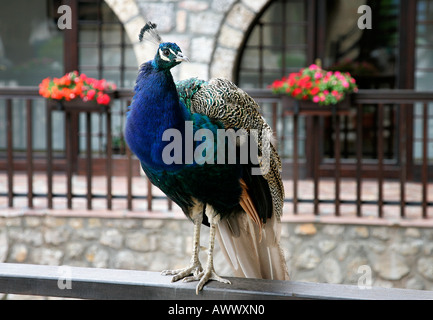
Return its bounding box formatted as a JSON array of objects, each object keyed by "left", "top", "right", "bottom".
[{"left": 125, "top": 62, "right": 187, "bottom": 170}]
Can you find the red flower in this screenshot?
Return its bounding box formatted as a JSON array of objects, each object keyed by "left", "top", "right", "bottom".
[
  {"left": 310, "top": 87, "right": 320, "bottom": 96},
  {"left": 96, "top": 93, "right": 110, "bottom": 105},
  {"left": 292, "top": 88, "right": 302, "bottom": 97},
  {"left": 38, "top": 71, "right": 116, "bottom": 105},
  {"left": 86, "top": 89, "right": 96, "bottom": 100},
  {"left": 269, "top": 64, "right": 358, "bottom": 105}
]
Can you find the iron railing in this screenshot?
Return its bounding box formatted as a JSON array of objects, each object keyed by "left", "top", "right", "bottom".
[{"left": 1, "top": 87, "right": 433, "bottom": 220}]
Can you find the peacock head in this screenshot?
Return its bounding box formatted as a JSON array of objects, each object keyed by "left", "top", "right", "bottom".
[
  {"left": 139, "top": 21, "right": 189, "bottom": 70},
  {"left": 153, "top": 42, "right": 189, "bottom": 70}
]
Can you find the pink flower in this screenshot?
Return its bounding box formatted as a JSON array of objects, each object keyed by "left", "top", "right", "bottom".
[
  {"left": 309, "top": 64, "right": 319, "bottom": 70},
  {"left": 87, "top": 89, "right": 96, "bottom": 100},
  {"left": 342, "top": 81, "right": 349, "bottom": 88},
  {"left": 95, "top": 80, "right": 107, "bottom": 91},
  {"left": 314, "top": 72, "right": 323, "bottom": 80},
  {"left": 313, "top": 96, "right": 320, "bottom": 103}
]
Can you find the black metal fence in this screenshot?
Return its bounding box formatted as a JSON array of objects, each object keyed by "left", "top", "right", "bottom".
[{"left": 1, "top": 87, "right": 433, "bottom": 220}]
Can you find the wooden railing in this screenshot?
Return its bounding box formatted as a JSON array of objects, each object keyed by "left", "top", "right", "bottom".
[
  {"left": 1, "top": 87, "right": 433, "bottom": 220},
  {"left": 1, "top": 263, "right": 432, "bottom": 300}
]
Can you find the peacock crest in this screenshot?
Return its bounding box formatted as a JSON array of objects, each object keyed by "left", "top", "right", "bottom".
[{"left": 139, "top": 21, "right": 163, "bottom": 45}]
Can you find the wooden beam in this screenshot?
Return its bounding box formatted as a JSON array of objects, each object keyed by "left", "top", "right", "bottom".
[{"left": 0, "top": 264, "right": 432, "bottom": 300}]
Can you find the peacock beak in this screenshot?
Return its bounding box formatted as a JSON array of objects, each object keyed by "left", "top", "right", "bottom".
[{"left": 175, "top": 52, "right": 190, "bottom": 62}]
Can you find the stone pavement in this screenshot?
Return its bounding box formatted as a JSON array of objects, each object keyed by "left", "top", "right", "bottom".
[{"left": 1, "top": 173, "right": 432, "bottom": 220}]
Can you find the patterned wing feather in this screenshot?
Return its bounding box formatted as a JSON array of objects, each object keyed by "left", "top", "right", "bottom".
[
  {"left": 187, "top": 78, "right": 284, "bottom": 219},
  {"left": 176, "top": 78, "right": 207, "bottom": 112}
]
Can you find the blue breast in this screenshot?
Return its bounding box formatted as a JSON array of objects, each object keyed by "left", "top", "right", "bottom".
[
  {"left": 125, "top": 62, "right": 224, "bottom": 173},
  {"left": 125, "top": 62, "right": 187, "bottom": 171}
]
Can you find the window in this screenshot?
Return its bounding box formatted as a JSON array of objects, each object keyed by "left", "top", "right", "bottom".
[
  {"left": 235, "top": 0, "right": 405, "bottom": 177},
  {"left": 77, "top": 0, "right": 137, "bottom": 89},
  {"left": 415, "top": 0, "right": 433, "bottom": 90},
  {"left": 413, "top": 0, "right": 433, "bottom": 163},
  {"left": 323, "top": 0, "right": 401, "bottom": 162},
  {"left": 0, "top": 0, "right": 65, "bottom": 155},
  {"left": 325, "top": 0, "right": 400, "bottom": 89},
  {"left": 236, "top": 0, "right": 309, "bottom": 89},
  {"left": 75, "top": 0, "right": 138, "bottom": 156},
  {"left": 0, "top": 0, "right": 64, "bottom": 86},
  {"left": 0, "top": 0, "right": 138, "bottom": 158},
  {"left": 235, "top": 0, "right": 310, "bottom": 164}
]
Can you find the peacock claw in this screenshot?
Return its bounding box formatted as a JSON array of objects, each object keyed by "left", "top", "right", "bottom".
[
  {"left": 187, "top": 268, "right": 231, "bottom": 295},
  {"left": 161, "top": 263, "right": 203, "bottom": 283}
]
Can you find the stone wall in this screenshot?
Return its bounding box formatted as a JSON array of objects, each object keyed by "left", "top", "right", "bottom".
[
  {"left": 104, "top": 0, "right": 271, "bottom": 80},
  {"left": 1, "top": 213, "right": 433, "bottom": 292}
]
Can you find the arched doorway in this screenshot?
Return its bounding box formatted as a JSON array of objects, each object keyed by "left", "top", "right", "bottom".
[
  {"left": 234, "top": 0, "right": 318, "bottom": 177},
  {"left": 234, "top": 0, "right": 420, "bottom": 180}
]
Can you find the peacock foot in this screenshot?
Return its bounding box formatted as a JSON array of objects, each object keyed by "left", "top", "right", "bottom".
[
  {"left": 182, "top": 266, "right": 231, "bottom": 295},
  {"left": 161, "top": 262, "right": 203, "bottom": 283}
]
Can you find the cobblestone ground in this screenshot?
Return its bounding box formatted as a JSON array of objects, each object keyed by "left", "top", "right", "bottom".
[{"left": 1, "top": 173, "right": 433, "bottom": 219}]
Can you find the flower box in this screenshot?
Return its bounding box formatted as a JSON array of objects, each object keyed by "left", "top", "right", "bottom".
[
  {"left": 39, "top": 71, "right": 116, "bottom": 109},
  {"left": 47, "top": 94, "right": 114, "bottom": 113},
  {"left": 270, "top": 63, "right": 357, "bottom": 115},
  {"left": 281, "top": 94, "right": 351, "bottom": 116}
]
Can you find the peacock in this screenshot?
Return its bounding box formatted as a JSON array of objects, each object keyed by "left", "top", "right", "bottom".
[{"left": 125, "top": 22, "right": 289, "bottom": 294}]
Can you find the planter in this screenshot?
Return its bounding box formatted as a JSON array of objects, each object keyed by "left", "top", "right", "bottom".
[
  {"left": 282, "top": 95, "right": 352, "bottom": 116},
  {"left": 47, "top": 95, "right": 113, "bottom": 113}
]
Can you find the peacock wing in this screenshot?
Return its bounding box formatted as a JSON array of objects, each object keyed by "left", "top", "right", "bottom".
[
  {"left": 188, "top": 78, "right": 284, "bottom": 219},
  {"left": 176, "top": 77, "right": 289, "bottom": 281},
  {"left": 175, "top": 77, "right": 207, "bottom": 112}
]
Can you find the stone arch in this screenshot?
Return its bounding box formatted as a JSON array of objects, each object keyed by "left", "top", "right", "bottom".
[
  {"left": 103, "top": 0, "right": 275, "bottom": 80},
  {"left": 210, "top": 0, "right": 272, "bottom": 81}
]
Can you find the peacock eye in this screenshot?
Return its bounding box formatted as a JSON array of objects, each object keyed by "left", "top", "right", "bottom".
[{"left": 163, "top": 49, "right": 170, "bottom": 56}]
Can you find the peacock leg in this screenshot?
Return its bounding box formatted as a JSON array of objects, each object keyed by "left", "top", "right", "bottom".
[
  {"left": 183, "top": 206, "right": 231, "bottom": 294},
  {"left": 161, "top": 207, "right": 203, "bottom": 282}
]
